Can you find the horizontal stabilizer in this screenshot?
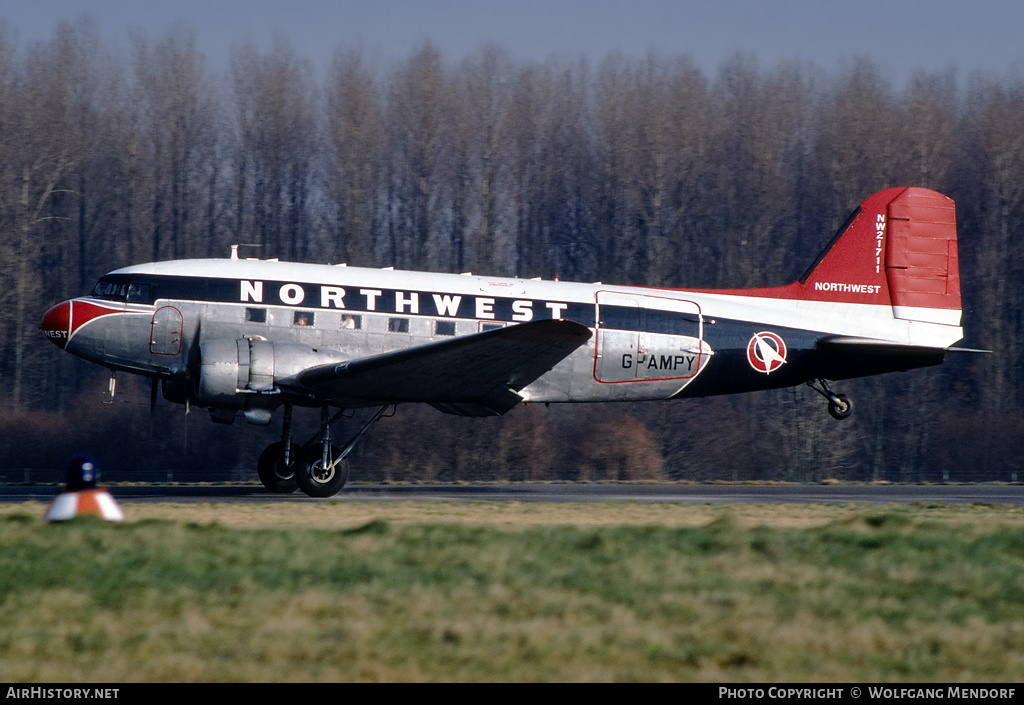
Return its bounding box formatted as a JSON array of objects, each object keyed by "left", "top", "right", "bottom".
[
  {"left": 945, "top": 346, "right": 992, "bottom": 354},
  {"left": 816, "top": 335, "right": 948, "bottom": 356},
  {"left": 812, "top": 335, "right": 949, "bottom": 379},
  {"left": 818, "top": 336, "right": 988, "bottom": 353}
]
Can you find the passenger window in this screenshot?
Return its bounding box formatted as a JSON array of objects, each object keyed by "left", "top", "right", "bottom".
[
  {"left": 246, "top": 308, "right": 267, "bottom": 323},
  {"left": 479, "top": 322, "right": 505, "bottom": 332},
  {"left": 389, "top": 317, "right": 409, "bottom": 333},
  {"left": 435, "top": 320, "right": 456, "bottom": 336},
  {"left": 341, "top": 314, "right": 362, "bottom": 330},
  {"left": 294, "top": 311, "right": 315, "bottom": 327}
]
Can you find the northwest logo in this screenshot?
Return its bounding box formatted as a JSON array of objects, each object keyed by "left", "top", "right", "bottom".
[{"left": 747, "top": 332, "right": 787, "bottom": 374}]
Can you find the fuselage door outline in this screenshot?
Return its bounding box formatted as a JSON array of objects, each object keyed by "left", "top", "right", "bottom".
[
  {"left": 594, "top": 290, "right": 706, "bottom": 384},
  {"left": 150, "top": 305, "right": 183, "bottom": 356}
]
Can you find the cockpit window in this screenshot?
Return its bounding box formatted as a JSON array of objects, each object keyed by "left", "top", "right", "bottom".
[
  {"left": 91, "top": 276, "right": 155, "bottom": 304},
  {"left": 92, "top": 278, "right": 130, "bottom": 300},
  {"left": 127, "top": 282, "right": 151, "bottom": 303}
]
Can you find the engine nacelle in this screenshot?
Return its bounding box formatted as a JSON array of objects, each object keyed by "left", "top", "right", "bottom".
[{"left": 195, "top": 337, "right": 348, "bottom": 412}]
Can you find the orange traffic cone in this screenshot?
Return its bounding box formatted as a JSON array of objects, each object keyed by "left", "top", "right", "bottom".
[{"left": 46, "top": 455, "right": 124, "bottom": 522}]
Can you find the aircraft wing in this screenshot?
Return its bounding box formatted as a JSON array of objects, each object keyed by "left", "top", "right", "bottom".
[{"left": 296, "top": 319, "right": 592, "bottom": 416}]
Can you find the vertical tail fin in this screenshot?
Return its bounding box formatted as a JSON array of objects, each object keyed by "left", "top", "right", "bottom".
[{"left": 799, "top": 187, "right": 961, "bottom": 326}]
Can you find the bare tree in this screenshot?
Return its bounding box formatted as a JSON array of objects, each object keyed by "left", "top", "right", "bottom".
[
  {"left": 506, "top": 59, "right": 599, "bottom": 281},
  {"left": 2, "top": 24, "right": 1019, "bottom": 481},
  {"left": 453, "top": 45, "right": 516, "bottom": 275},
  {"left": 325, "top": 47, "right": 383, "bottom": 265},
  {"left": 230, "top": 39, "right": 318, "bottom": 260},
  {"left": 130, "top": 27, "right": 220, "bottom": 260},
  {"left": 957, "top": 73, "right": 1024, "bottom": 413},
  {"left": 382, "top": 43, "right": 455, "bottom": 270},
  {"left": 1, "top": 22, "right": 97, "bottom": 410}
]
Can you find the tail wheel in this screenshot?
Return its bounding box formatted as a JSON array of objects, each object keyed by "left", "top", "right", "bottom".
[
  {"left": 294, "top": 444, "right": 349, "bottom": 497},
  {"left": 257, "top": 441, "right": 298, "bottom": 494},
  {"left": 828, "top": 393, "right": 853, "bottom": 420},
  {"left": 807, "top": 380, "right": 853, "bottom": 421}
]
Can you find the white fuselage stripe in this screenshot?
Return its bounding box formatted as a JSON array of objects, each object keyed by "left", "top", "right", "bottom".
[{"left": 113, "top": 260, "right": 964, "bottom": 349}]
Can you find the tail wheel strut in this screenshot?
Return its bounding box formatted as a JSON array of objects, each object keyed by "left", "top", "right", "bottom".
[{"left": 806, "top": 379, "right": 853, "bottom": 420}]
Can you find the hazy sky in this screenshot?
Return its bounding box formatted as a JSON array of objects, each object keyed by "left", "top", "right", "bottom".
[{"left": 3, "top": 0, "right": 1023, "bottom": 84}]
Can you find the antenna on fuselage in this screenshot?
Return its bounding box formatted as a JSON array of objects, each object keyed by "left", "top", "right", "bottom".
[{"left": 230, "top": 243, "right": 263, "bottom": 260}]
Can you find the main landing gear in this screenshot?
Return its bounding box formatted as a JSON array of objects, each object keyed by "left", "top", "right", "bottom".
[
  {"left": 806, "top": 379, "right": 853, "bottom": 420},
  {"left": 256, "top": 403, "right": 393, "bottom": 497}
]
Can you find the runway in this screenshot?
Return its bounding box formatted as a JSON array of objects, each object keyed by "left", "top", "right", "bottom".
[{"left": 3, "top": 483, "right": 1024, "bottom": 505}]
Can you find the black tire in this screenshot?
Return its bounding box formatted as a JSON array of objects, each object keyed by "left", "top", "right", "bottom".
[
  {"left": 828, "top": 394, "right": 853, "bottom": 420},
  {"left": 257, "top": 441, "right": 298, "bottom": 494},
  {"left": 293, "top": 444, "right": 349, "bottom": 497}
]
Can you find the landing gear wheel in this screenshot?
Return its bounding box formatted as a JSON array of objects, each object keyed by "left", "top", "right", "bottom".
[
  {"left": 828, "top": 393, "right": 853, "bottom": 420},
  {"left": 294, "top": 444, "right": 349, "bottom": 497},
  {"left": 257, "top": 441, "right": 298, "bottom": 494}
]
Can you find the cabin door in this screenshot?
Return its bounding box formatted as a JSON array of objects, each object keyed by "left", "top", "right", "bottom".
[
  {"left": 150, "top": 306, "right": 183, "bottom": 355},
  {"left": 594, "top": 291, "right": 706, "bottom": 384}
]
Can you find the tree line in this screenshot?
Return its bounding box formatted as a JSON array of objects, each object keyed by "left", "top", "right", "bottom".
[{"left": 1, "top": 19, "right": 1021, "bottom": 482}]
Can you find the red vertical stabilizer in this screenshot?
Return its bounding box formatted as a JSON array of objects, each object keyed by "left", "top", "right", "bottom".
[
  {"left": 797, "top": 187, "right": 961, "bottom": 323},
  {"left": 704, "top": 188, "right": 958, "bottom": 317},
  {"left": 695, "top": 187, "right": 962, "bottom": 326}
]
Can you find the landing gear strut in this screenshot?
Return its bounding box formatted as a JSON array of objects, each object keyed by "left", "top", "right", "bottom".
[
  {"left": 293, "top": 407, "right": 346, "bottom": 497},
  {"left": 256, "top": 404, "right": 298, "bottom": 493},
  {"left": 257, "top": 442, "right": 298, "bottom": 493},
  {"left": 294, "top": 443, "right": 347, "bottom": 497},
  {"left": 256, "top": 404, "right": 392, "bottom": 497},
  {"left": 806, "top": 379, "right": 853, "bottom": 420}
]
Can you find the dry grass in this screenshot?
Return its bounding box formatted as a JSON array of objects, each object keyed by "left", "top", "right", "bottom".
[{"left": 6, "top": 498, "right": 1024, "bottom": 531}]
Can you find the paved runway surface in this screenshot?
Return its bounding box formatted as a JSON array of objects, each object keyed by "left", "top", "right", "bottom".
[{"left": 3, "top": 483, "right": 1024, "bottom": 504}]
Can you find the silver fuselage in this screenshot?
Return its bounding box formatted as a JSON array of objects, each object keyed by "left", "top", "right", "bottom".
[{"left": 42, "top": 257, "right": 963, "bottom": 419}]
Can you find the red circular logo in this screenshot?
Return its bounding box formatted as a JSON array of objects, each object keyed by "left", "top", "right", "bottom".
[{"left": 747, "top": 332, "right": 788, "bottom": 374}]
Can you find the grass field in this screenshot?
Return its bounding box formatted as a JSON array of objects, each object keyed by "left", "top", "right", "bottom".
[{"left": 1, "top": 500, "right": 1023, "bottom": 682}]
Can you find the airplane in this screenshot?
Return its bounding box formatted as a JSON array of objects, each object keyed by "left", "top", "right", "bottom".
[{"left": 41, "top": 186, "right": 967, "bottom": 496}]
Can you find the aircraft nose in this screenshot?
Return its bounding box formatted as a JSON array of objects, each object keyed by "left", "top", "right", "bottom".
[{"left": 40, "top": 301, "right": 72, "bottom": 349}]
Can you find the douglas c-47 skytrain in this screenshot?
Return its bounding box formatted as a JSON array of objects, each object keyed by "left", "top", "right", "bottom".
[{"left": 42, "top": 187, "right": 971, "bottom": 496}]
